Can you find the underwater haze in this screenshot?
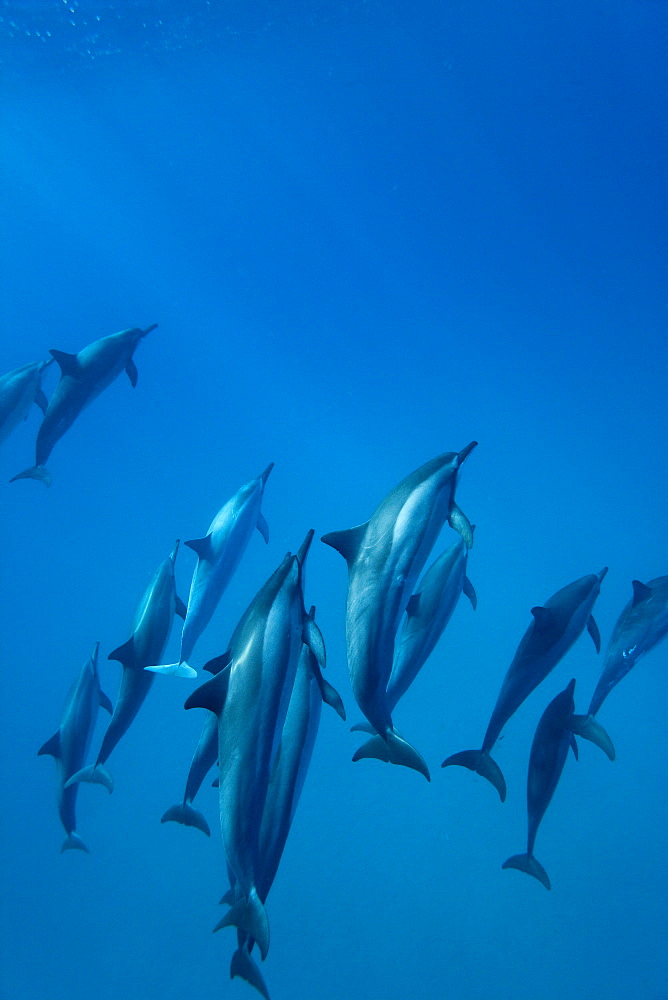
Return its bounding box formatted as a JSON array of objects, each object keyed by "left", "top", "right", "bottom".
[{"left": 1, "top": 2, "right": 666, "bottom": 999}]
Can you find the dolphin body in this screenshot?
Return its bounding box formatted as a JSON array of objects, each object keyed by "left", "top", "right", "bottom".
[
  {"left": 37, "top": 642, "right": 112, "bottom": 852},
  {"left": 10, "top": 325, "right": 156, "bottom": 486},
  {"left": 147, "top": 465, "right": 273, "bottom": 679},
  {"left": 66, "top": 541, "right": 185, "bottom": 793},
  {"left": 502, "top": 678, "right": 614, "bottom": 889},
  {"left": 322, "top": 444, "right": 477, "bottom": 779},
  {"left": 0, "top": 358, "right": 52, "bottom": 446},
  {"left": 184, "top": 532, "right": 322, "bottom": 960},
  {"left": 588, "top": 576, "right": 668, "bottom": 717},
  {"left": 442, "top": 568, "right": 608, "bottom": 801}
]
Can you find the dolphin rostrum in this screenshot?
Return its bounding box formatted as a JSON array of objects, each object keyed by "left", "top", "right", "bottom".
[
  {"left": 588, "top": 576, "right": 668, "bottom": 717},
  {"left": 10, "top": 324, "right": 156, "bottom": 486},
  {"left": 65, "top": 540, "right": 185, "bottom": 793},
  {"left": 0, "top": 358, "right": 52, "bottom": 446},
  {"left": 442, "top": 568, "right": 607, "bottom": 801},
  {"left": 322, "top": 444, "right": 477, "bottom": 779},
  {"left": 502, "top": 678, "right": 614, "bottom": 889},
  {"left": 38, "top": 642, "right": 112, "bottom": 852},
  {"left": 147, "top": 464, "right": 273, "bottom": 678}
]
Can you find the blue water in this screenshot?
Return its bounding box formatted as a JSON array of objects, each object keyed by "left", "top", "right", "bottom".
[{"left": 1, "top": 2, "right": 666, "bottom": 998}]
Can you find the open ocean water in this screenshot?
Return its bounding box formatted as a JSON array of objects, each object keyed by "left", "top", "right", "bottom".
[{"left": 0, "top": 2, "right": 666, "bottom": 999}]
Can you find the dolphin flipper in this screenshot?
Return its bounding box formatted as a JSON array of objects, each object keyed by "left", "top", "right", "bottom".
[
  {"left": 257, "top": 512, "right": 270, "bottom": 544},
  {"left": 230, "top": 945, "right": 270, "bottom": 1000},
  {"left": 448, "top": 502, "right": 474, "bottom": 548},
  {"left": 34, "top": 387, "right": 48, "bottom": 414},
  {"left": 214, "top": 888, "right": 270, "bottom": 961},
  {"left": 125, "top": 359, "right": 138, "bottom": 387},
  {"left": 502, "top": 852, "right": 551, "bottom": 890},
  {"left": 587, "top": 615, "right": 601, "bottom": 653},
  {"left": 161, "top": 802, "right": 210, "bottom": 836},
  {"left": 463, "top": 575, "right": 477, "bottom": 610},
  {"left": 441, "top": 748, "right": 507, "bottom": 802}
]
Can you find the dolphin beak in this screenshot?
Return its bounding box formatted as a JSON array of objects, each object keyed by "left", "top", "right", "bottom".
[
  {"left": 260, "top": 462, "right": 274, "bottom": 486},
  {"left": 597, "top": 567, "right": 609, "bottom": 582},
  {"left": 170, "top": 539, "right": 180, "bottom": 563},
  {"left": 296, "top": 528, "right": 315, "bottom": 566},
  {"left": 141, "top": 323, "right": 158, "bottom": 337},
  {"left": 91, "top": 641, "right": 100, "bottom": 663},
  {"left": 457, "top": 441, "right": 478, "bottom": 465}
]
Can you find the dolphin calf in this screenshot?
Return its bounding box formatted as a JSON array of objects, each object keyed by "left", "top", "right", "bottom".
[
  {"left": 147, "top": 464, "right": 273, "bottom": 678},
  {"left": 502, "top": 678, "right": 614, "bottom": 889},
  {"left": 322, "top": 444, "right": 477, "bottom": 779},
  {"left": 0, "top": 358, "right": 52, "bottom": 446},
  {"left": 66, "top": 541, "right": 185, "bottom": 793},
  {"left": 442, "top": 568, "right": 607, "bottom": 801},
  {"left": 10, "top": 324, "right": 156, "bottom": 486},
  {"left": 588, "top": 576, "right": 668, "bottom": 717},
  {"left": 38, "top": 642, "right": 112, "bottom": 852},
  {"left": 185, "top": 531, "right": 320, "bottom": 960}
]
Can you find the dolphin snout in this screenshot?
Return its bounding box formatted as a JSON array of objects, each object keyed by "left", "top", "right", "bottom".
[
  {"left": 597, "top": 567, "right": 609, "bottom": 582},
  {"left": 458, "top": 440, "right": 478, "bottom": 464}
]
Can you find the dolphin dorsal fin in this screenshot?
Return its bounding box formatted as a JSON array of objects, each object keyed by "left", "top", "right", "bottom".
[
  {"left": 587, "top": 615, "right": 601, "bottom": 653},
  {"left": 175, "top": 595, "right": 188, "bottom": 620},
  {"left": 462, "top": 576, "right": 477, "bottom": 610},
  {"left": 321, "top": 522, "right": 369, "bottom": 565},
  {"left": 100, "top": 690, "right": 113, "bottom": 714},
  {"left": 631, "top": 580, "right": 652, "bottom": 607},
  {"left": 530, "top": 606, "right": 555, "bottom": 632},
  {"left": 184, "top": 534, "right": 214, "bottom": 561},
  {"left": 406, "top": 592, "right": 421, "bottom": 617},
  {"left": 108, "top": 637, "right": 135, "bottom": 668},
  {"left": 203, "top": 650, "right": 233, "bottom": 675},
  {"left": 184, "top": 666, "right": 231, "bottom": 716},
  {"left": 49, "top": 349, "right": 81, "bottom": 378},
  {"left": 38, "top": 731, "right": 61, "bottom": 758}
]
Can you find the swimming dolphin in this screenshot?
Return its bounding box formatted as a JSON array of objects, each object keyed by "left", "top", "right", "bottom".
[
  {"left": 38, "top": 642, "right": 112, "bottom": 852},
  {"left": 0, "top": 358, "right": 52, "bottom": 446},
  {"left": 65, "top": 541, "right": 185, "bottom": 793},
  {"left": 147, "top": 464, "right": 273, "bottom": 679},
  {"left": 322, "top": 444, "right": 477, "bottom": 779},
  {"left": 184, "top": 531, "right": 321, "bottom": 960},
  {"left": 442, "top": 568, "right": 607, "bottom": 801},
  {"left": 10, "top": 324, "right": 156, "bottom": 486},
  {"left": 502, "top": 678, "right": 614, "bottom": 889},
  {"left": 588, "top": 576, "right": 668, "bottom": 717}
]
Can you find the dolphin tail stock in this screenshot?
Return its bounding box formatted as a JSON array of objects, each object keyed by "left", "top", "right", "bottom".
[
  {"left": 353, "top": 730, "right": 431, "bottom": 781},
  {"left": 9, "top": 464, "right": 52, "bottom": 487},
  {"left": 64, "top": 764, "right": 114, "bottom": 793},
  {"left": 568, "top": 714, "right": 616, "bottom": 761},
  {"left": 145, "top": 661, "right": 197, "bottom": 678},
  {"left": 61, "top": 831, "right": 90, "bottom": 854},
  {"left": 160, "top": 802, "right": 210, "bottom": 836},
  {"left": 213, "top": 887, "right": 270, "bottom": 961},
  {"left": 230, "top": 944, "right": 271, "bottom": 1000},
  {"left": 441, "top": 748, "right": 507, "bottom": 802},
  {"left": 502, "top": 852, "right": 551, "bottom": 890}
]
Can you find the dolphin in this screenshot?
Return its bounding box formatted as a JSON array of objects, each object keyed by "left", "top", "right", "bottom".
[
  {"left": 65, "top": 541, "right": 185, "bottom": 793},
  {"left": 322, "top": 444, "right": 477, "bottom": 779},
  {"left": 588, "top": 576, "right": 668, "bottom": 717},
  {"left": 184, "top": 531, "right": 321, "bottom": 960},
  {"left": 37, "top": 641, "right": 112, "bottom": 852},
  {"left": 0, "top": 358, "right": 52, "bottom": 446},
  {"left": 10, "top": 324, "right": 156, "bottom": 486},
  {"left": 147, "top": 464, "right": 273, "bottom": 679},
  {"left": 502, "top": 678, "right": 614, "bottom": 889},
  {"left": 442, "top": 568, "right": 608, "bottom": 801}
]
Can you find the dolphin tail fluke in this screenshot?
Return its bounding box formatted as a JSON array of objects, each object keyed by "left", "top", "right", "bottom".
[
  {"left": 353, "top": 732, "right": 431, "bottom": 780},
  {"left": 569, "top": 714, "right": 616, "bottom": 761},
  {"left": 10, "top": 464, "right": 52, "bottom": 487},
  {"left": 61, "top": 831, "right": 90, "bottom": 854},
  {"left": 64, "top": 764, "right": 114, "bottom": 793},
  {"left": 352, "top": 735, "right": 390, "bottom": 763},
  {"left": 441, "top": 748, "right": 507, "bottom": 802},
  {"left": 230, "top": 945, "right": 271, "bottom": 1000},
  {"left": 145, "top": 661, "right": 197, "bottom": 678},
  {"left": 213, "top": 888, "right": 270, "bottom": 961},
  {"left": 160, "top": 802, "right": 210, "bottom": 836},
  {"left": 350, "top": 720, "right": 376, "bottom": 735},
  {"left": 502, "top": 852, "right": 551, "bottom": 890}
]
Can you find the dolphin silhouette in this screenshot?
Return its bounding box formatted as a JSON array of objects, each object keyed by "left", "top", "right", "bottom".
[{"left": 0, "top": 358, "right": 52, "bottom": 446}]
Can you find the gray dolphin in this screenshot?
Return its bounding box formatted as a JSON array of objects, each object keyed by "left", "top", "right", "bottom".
[
  {"left": 38, "top": 642, "right": 112, "bottom": 852},
  {"left": 588, "top": 576, "right": 668, "bottom": 717},
  {"left": 0, "top": 358, "right": 52, "bottom": 446},
  {"left": 10, "top": 324, "right": 156, "bottom": 486},
  {"left": 322, "top": 444, "right": 477, "bottom": 779},
  {"left": 184, "top": 531, "right": 321, "bottom": 960},
  {"left": 502, "top": 678, "right": 614, "bottom": 889},
  {"left": 147, "top": 464, "right": 273, "bottom": 678},
  {"left": 442, "top": 568, "right": 607, "bottom": 801},
  {"left": 65, "top": 540, "right": 185, "bottom": 793}
]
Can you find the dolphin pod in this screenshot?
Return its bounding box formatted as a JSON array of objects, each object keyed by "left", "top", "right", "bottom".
[
  {"left": 442, "top": 567, "right": 608, "bottom": 801},
  {"left": 10, "top": 325, "right": 156, "bottom": 486},
  {"left": 322, "top": 443, "right": 477, "bottom": 780},
  {"left": 0, "top": 358, "right": 52, "bottom": 446}
]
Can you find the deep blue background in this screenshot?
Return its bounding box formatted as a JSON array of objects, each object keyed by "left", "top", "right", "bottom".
[{"left": 1, "top": 3, "right": 666, "bottom": 998}]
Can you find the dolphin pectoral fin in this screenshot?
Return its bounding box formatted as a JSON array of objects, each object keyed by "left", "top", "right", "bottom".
[
  {"left": 350, "top": 720, "right": 376, "bottom": 735},
  {"left": 631, "top": 580, "right": 652, "bottom": 606},
  {"left": 321, "top": 521, "right": 369, "bottom": 565},
  {"left": 214, "top": 889, "right": 270, "bottom": 962},
  {"left": 318, "top": 675, "right": 346, "bottom": 721},
  {"left": 184, "top": 534, "right": 214, "bottom": 561},
  {"left": 405, "top": 592, "right": 421, "bottom": 616},
  {"left": 64, "top": 764, "right": 114, "bottom": 793},
  {"left": 568, "top": 714, "right": 615, "bottom": 761},
  {"left": 569, "top": 732, "right": 579, "bottom": 760},
  {"left": 441, "top": 749, "right": 507, "bottom": 802},
  {"left": 463, "top": 576, "right": 477, "bottom": 610},
  {"left": 185, "top": 666, "right": 231, "bottom": 716},
  {"left": 220, "top": 889, "right": 236, "bottom": 906},
  {"left": 587, "top": 615, "right": 601, "bottom": 653},
  {"left": 256, "top": 512, "right": 270, "bottom": 544},
  {"left": 353, "top": 735, "right": 391, "bottom": 763},
  {"left": 230, "top": 945, "right": 271, "bottom": 1000},
  {"left": 108, "top": 637, "right": 135, "bottom": 667},
  {"left": 125, "top": 359, "right": 138, "bottom": 387},
  {"left": 145, "top": 661, "right": 197, "bottom": 678},
  {"left": 175, "top": 595, "right": 188, "bottom": 620},
  {"left": 49, "top": 349, "right": 81, "bottom": 377},
  {"left": 160, "top": 802, "right": 210, "bottom": 836},
  {"left": 203, "top": 650, "right": 233, "bottom": 675},
  {"left": 61, "top": 832, "right": 90, "bottom": 854},
  {"left": 10, "top": 464, "right": 52, "bottom": 486},
  {"left": 448, "top": 503, "right": 474, "bottom": 548},
  {"left": 303, "top": 614, "right": 326, "bottom": 670},
  {"left": 502, "top": 853, "right": 550, "bottom": 890},
  {"left": 34, "top": 387, "right": 48, "bottom": 414},
  {"left": 99, "top": 690, "right": 113, "bottom": 714},
  {"left": 38, "top": 731, "right": 61, "bottom": 758},
  {"left": 212, "top": 777, "right": 219, "bottom": 788}
]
